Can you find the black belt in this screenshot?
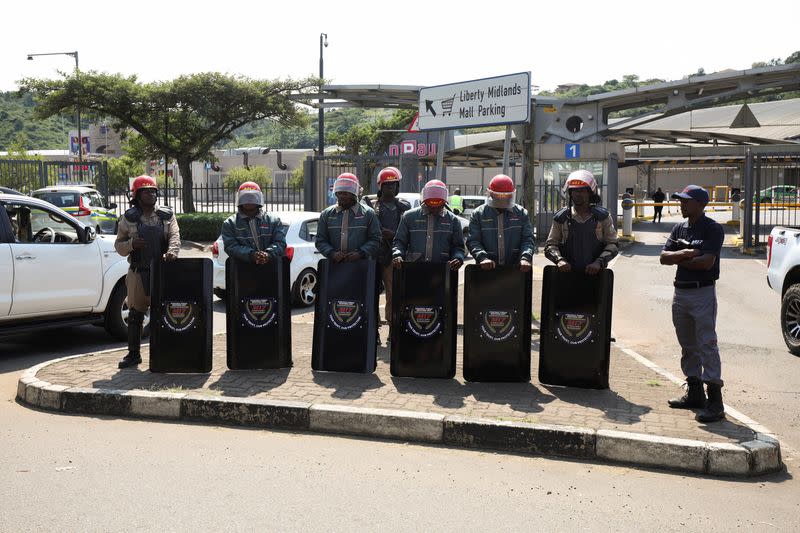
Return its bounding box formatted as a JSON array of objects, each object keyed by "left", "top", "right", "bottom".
[{"left": 674, "top": 280, "right": 715, "bottom": 289}]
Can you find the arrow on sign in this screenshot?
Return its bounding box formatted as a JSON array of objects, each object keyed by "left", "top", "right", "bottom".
[{"left": 425, "top": 100, "right": 437, "bottom": 117}]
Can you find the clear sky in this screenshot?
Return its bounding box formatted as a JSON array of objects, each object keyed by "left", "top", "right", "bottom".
[{"left": 1, "top": 0, "right": 797, "bottom": 93}]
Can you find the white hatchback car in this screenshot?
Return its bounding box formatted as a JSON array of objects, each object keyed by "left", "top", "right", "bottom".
[{"left": 211, "top": 211, "right": 322, "bottom": 307}]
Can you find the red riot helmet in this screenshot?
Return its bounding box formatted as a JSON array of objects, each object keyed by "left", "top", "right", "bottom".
[
  {"left": 486, "top": 174, "right": 515, "bottom": 209},
  {"left": 377, "top": 166, "right": 402, "bottom": 186},
  {"left": 130, "top": 175, "right": 158, "bottom": 196}
]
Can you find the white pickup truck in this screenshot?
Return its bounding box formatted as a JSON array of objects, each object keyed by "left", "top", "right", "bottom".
[
  {"left": 766, "top": 225, "right": 800, "bottom": 354},
  {"left": 0, "top": 192, "right": 133, "bottom": 340}
]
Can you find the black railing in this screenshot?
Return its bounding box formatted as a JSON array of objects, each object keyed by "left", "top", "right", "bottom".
[
  {"left": 109, "top": 184, "right": 306, "bottom": 215},
  {"left": 0, "top": 159, "right": 108, "bottom": 194}
]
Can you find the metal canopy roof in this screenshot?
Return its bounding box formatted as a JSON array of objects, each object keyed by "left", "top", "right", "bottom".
[
  {"left": 317, "top": 84, "right": 421, "bottom": 108},
  {"left": 429, "top": 99, "right": 800, "bottom": 166},
  {"left": 609, "top": 98, "right": 800, "bottom": 146}
]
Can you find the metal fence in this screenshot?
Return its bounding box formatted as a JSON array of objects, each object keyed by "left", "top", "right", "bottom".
[
  {"left": 0, "top": 159, "right": 108, "bottom": 194},
  {"left": 1, "top": 159, "right": 305, "bottom": 215},
  {"left": 106, "top": 184, "right": 305, "bottom": 215},
  {"left": 743, "top": 150, "right": 800, "bottom": 246}
]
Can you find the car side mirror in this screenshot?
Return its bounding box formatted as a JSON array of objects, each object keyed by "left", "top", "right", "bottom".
[
  {"left": 84, "top": 226, "right": 97, "bottom": 243},
  {"left": 109, "top": 202, "right": 117, "bottom": 210}
]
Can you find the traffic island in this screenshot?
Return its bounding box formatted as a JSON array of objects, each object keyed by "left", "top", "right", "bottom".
[{"left": 18, "top": 323, "right": 782, "bottom": 477}]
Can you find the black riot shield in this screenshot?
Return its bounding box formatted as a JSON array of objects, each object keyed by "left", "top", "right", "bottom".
[
  {"left": 463, "top": 265, "right": 532, "bottom": 382},
  {"left": 312, "top": 259, "right": 378, "bottom": 373},
  {"left": 149, "top": 258, "right": 213, "bottom": 373},
  {"left": 390, "top": 262, "right": 458, "bottom": 379},
  {"left": 226, "top": 256, "right": 292, "bottom": 370},
  {"left": 538, "top": 265, "right": 614, "bottom": 389},
  {"left": 137, "top": 224, "right": 164, "bottom": 297}
]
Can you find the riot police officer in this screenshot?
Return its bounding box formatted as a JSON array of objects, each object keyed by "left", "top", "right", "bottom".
[
  {"left": 467, "top": 174, "right": 534, "bottom": 272},
  {"left": 369, "top": 167, "right": 411, "bottom": 330},
  {"left": 392, "top": 179, "right": 465, "bottom": 270},
  {"left": 315, "top": 172, "right": 381, "bottom": 262},
  {"left": 221, "top": 181, "right": 286, "bottom": 264},
  {"left": 544, "top": 170, "right": 618, "bottom": 274},
  {"left": 115, "top": 176, "right": 181, "bottom": 369}
]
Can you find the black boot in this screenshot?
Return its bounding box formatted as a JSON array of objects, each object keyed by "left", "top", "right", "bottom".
[
  {"left": 696, "top": 382, "right": 725, "bottom": 422},
  {"left": 118, "top": 309, "right": 143, "bottom": 369},
  {"left": 668, "top": 377, "right": 706, "bottom": 409}
]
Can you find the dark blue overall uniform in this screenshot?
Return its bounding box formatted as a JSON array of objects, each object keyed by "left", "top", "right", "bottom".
[{"left": 663, "top": 215, "right": 724, "bottom": 385}]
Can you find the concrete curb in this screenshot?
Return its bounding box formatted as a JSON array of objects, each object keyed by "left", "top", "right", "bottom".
[{"left": 17, "top": 354, "right": 783, "bottom": 478}]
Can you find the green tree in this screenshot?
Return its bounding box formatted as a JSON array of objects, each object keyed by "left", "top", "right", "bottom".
[
  {"left": 20, "top": 72, "right": 317, "bottom": 212},
  {"left": 288, "top": 164, "right": 305, "bottom": 190},
  {"left": 328, "top": 108, "right": 416, "bottom": 157},
  {"left": 105, "top": 155, "right": 144, "bottom": 192},
  {"left": 223, "top": 165, "right": 273, "bottom": 192}
]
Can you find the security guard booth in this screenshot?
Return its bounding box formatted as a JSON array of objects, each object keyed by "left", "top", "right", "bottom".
[
  {"left": 391, "top": 262, "right": 458, "bottom": 378},
  {"left": 463, "top": 265, "right": 532, "bottom": 382},
  {"left": 538, "top": 265, "right": 614, "bottom": 389},
  {"left": 312, "top": 259, "right": 378, "bottom": 373},
  {"left": 226, "top": 256, "right": 292, "bottom": 370},
  {"left": 150, "top": 258, "right": 213, "bottom": 373}
]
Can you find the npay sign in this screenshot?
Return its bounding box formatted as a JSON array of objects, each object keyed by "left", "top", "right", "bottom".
[{"left": 418, "top": 72, "right": 530, "bottom": 131}]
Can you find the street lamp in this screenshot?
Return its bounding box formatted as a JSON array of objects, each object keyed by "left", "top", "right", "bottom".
[
  {"left": 27, "top": 51, "right": 82, "bottom": 171},
  {"left": 319, "top": 33, "right": 328, "bottom": 158}
]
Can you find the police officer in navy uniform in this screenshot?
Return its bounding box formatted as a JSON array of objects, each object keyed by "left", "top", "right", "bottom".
[
  {"left": 544, "top": 170, "right": 618, "bottom": 274},
  {"left": 115, "top": 176, "right": 181, "bottom": 369},
  {"left": 660, "top": 185, "right": 726, "bottom": 423},
  {"left": 370, "top": 167, "right": 411, "bottom": 337}
]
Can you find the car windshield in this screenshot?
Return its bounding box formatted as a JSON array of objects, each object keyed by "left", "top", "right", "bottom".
[
  {"left": 463, "top": 198, "right": 485, "bottom": 210},
  {"left": 34, "top": 192, "right": 80, "bottom": 208},
  {"left": 5, "top": 202, "right": 78, "bottom": 242}
]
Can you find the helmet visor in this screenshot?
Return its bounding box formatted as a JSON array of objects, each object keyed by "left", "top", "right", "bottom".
[{"left": 486, "top": 189, "right": 515, "bottom": 209}]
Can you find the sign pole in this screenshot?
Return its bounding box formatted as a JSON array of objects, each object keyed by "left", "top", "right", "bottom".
[
  {"left": 435, "top": 130, "right": 445, "bottom": 181},
  {"left": 502, "top": 125, "right": 512, "bottom": 174}
]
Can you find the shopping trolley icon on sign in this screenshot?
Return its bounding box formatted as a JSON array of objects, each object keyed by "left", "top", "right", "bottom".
[{"left": 441, "top": 94, "right": 456, "bottom": 116}]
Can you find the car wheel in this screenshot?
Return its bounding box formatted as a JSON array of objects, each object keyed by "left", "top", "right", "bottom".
[
  {"left": 105, "top": 281, "right": 151, "bottom": 341},
  {"left": 780, "top": 284, "right": 800, "bottom": 356},
  {"left": 292, "top": 268, "right": 318, "bottom": 307}
]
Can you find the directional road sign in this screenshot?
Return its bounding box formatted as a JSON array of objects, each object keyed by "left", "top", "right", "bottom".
[{"left": 418, "top": 72, "right": 531, "bottom": 131}]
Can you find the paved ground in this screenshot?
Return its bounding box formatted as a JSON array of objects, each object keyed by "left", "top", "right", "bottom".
[{"left": 35, "top": 321, "right": 756, "bottom": 446}]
